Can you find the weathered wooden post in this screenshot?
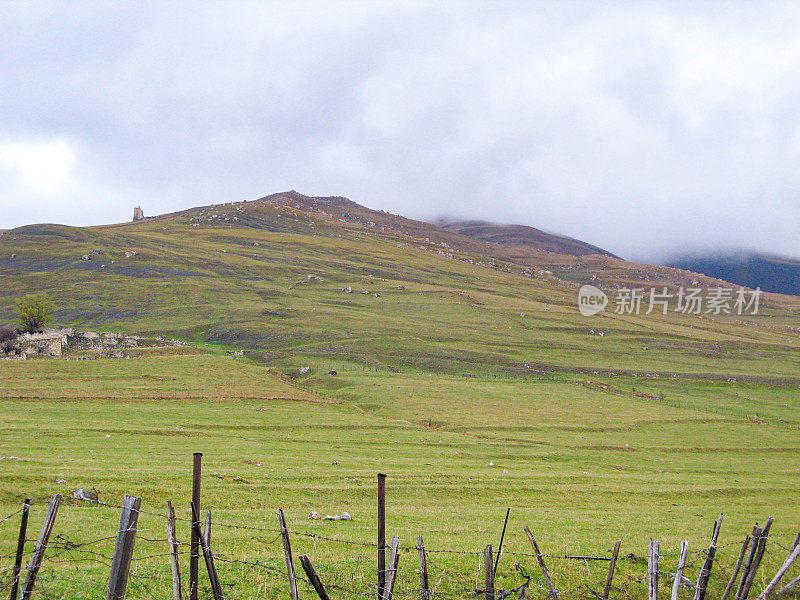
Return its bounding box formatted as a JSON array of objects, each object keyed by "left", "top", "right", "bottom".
[
  {"left": 740, "top": 518, "right": 773, "bottom": 600},
  {"left": 300, "top": 555, "right": 331, "bottom": 600},
  {"left": 418, "top": 535, "right": 430, "bottom": 600},
  {"left": 693, "top": 516, "right": 723, "bottom": 600},
  {"left": 107, "top": 494, "right": 142, "bottom": 600},
  {"left": 166, "top": 501, "right": 183, "bottom": 600},
  {"left": 523, "top": 526, "right": 558, "bottom": 599},
  {"left": 9, "top": 498, "right": 31, "bottom": 600},
  {"left": 759, "top": 543, "right": 800, "bottom": 599},
  {"left": 277, "top": 508, "right": 299, "bottom": 600},
  {"left": 603, "top": 541, "right": 622, "bottom": 600},
  {"left": 21, "top": 494, "right": 61, "bottom": 600},
  {"left": 382, "top": 536, "right": 401, "bottom": 600},
  {"left": 190, "top": 452, "right": 203, "bottom": 600},
  {"left": 735, "top": 527, "right": 762, "bottom": 600},
  {"left": 378, "top": 473, "right": 387, "bottom": 600},
  {"left": 672, "top": 542, "right": 689, "bottom": 600},
  {"left": 648, "top": 540, "right": 660, "bottom": 600},
  {"left": 484, "top": 545, "right": 495, "bottom": 600},
  {"left": 722, "top": 536, "right": 752, "bottom": 600},
  {"left": 191, "top": 502, "right": 224, "bottom": 600}
]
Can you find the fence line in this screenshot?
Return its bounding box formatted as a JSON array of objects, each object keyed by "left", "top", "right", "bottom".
[{"left": 3, "top": 466, "right": 800, "bottom": 600}]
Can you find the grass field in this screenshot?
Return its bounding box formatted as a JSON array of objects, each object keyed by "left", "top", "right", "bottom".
[
  {"left": 1, "top": 193, "right": 800, "bottom": 598},
  {"left": 1, "top": 351, "right": 799, "bottom": 599}
]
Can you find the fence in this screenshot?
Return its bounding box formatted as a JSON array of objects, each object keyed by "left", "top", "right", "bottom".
[{"left": 2, "top": 455, "right": 800, "bottom": 600}]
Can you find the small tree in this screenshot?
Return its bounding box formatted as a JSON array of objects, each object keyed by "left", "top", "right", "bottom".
[{"left": 15, "top": 293, "right": 56, "bottom": 333}]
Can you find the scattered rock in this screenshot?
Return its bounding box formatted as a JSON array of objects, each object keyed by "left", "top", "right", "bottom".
[
  {"left": 55, "top": 479, "right": 67, "bottom": 485},
  {"left": 324, "top": 512, "right": 352, "bottom": 521},
  {"left": 299, "top": 366, "right": 310, "bottom": 374},
  {"left": 124, "top": 250, "right": 138, "bottom": 258},
  {"left": 73, "top": 488, "right": 98, "bottom": 502}
]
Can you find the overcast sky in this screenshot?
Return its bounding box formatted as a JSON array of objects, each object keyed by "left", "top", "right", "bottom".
[{"left": 2, "top": 1, "right": 800, "bottom": 261}]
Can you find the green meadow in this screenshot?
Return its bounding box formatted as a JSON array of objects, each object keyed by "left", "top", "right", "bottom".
[{"left": 1, "top": 196, "right": 800, "bottom": 598}]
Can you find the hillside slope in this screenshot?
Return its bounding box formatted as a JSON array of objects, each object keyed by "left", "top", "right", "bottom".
[
  {"left": 3, "top": 191, "right": 800, "bottom": 600},
  {"left": 433, "top": 217, "right": 619, "bottom": 258},
  {"left": 1, "top": 190, "right": 798, "bottom": 379}
]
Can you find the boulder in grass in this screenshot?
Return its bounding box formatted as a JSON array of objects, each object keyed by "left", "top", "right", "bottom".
[
  {"left": 73, "top": 488, "right": 98, "bottom": 502},
  {"left": 324, "top": 512, "right": 352, "bottom": 521}
]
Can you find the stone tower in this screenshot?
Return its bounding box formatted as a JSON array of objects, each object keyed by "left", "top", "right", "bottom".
[{"left": 133, "top": 206, "right": 144, "bottom": 221}]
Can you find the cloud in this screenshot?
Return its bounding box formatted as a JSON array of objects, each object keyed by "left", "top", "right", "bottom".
[
  {"left": 0, "top": 140, "right": 76, "bottom": 193},
  {"left": 1, "top": 2, "right": 800, "bottom": 261}
]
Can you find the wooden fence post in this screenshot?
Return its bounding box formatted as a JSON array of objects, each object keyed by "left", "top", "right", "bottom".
[
  {"left": 166, "top": 501, "right": 183, "bottom": 600},
  {"left": 740, "top": 518, "right": 773, "bottom": 600},
  {"left": 672, "top": 542, "right": 689, "bottom": 600},
  {"left": 693, "top": 515, "right": 723, "bottom": 600},
  {"left": 523, "top": 526, "right": 558, "bottom": 599},
  {"left": 107, "top": 494, "right": 142, "bottom": 600},
  {"left": 484, "top": 545, "right": 495, "bottom": 600},
  {"left": 778, "top": 571, "right": 800, "bottom": 595},
  {"left": 649, "top": 540, "right": 660, "bottom": 600},
  {"left": 9, "top": 498, "right": 31, "bottom": 600},
  {"left": 300, "top": 555, "right": 331, "bottom": 600},
  {"left": 602, "top": 541, "right": 622, "bottom": 600},
  {"left": 735, "top": 527, "right": 763, "bottom": 600},
  {"left": 277, "top": 509, "right": 299, "bottom": 600},
  {"left": 723, "top": 536, "right": 752, "bottom": 600},
  {"left": 190, "top": 452, "right": 202, "bottom": 600},
  {"left": 21, "top": 493, "right": 61, "bottom": 600},
  {"left": 417, "top": 535, "right": 429, "bottom": 600},
  {"left": 191, "top": 502, "right": 224, "bottom": 600},
  {"left": 791, "top": 527, "right": 800, "bottom": 552},
  {"left": 381, "top": 536, "right": 400, "bottom": 600},
  {"left": 759, "top": 543, "right": 800, "bottom": 599},
  {"left": 378, "top": 473, "right": 387, "bottom": 600}
]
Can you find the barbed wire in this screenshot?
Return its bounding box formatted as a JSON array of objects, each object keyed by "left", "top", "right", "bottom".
[{"left": 6, "top": 496, "right": 798, "bottom": 600}]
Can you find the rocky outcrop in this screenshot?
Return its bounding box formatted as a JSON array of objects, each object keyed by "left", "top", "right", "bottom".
[{"left": 2, "top": 328, "right": 187, "bottom": 360}]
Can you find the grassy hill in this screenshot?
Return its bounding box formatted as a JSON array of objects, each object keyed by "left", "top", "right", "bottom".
[
  {"left": 433, "top": 217, "right": 620, "bottom": 258},
  {"left": 1, "top": 191, "right": 800, "bottom": 599}
]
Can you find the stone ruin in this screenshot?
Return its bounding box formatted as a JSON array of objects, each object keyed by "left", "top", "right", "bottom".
[
  {"left": 1, "top": 328, "right": 187, "bottom": 361},
  {"left": 132, "top": 206, "right": 144, "bottom": 221}
]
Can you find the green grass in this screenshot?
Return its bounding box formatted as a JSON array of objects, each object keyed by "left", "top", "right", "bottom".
[
  {"left": 1, "top": 196, "right": 800, "bottom": 598},
  {"left": 1, "top": 353, "right": 799, "bottom": 599}
]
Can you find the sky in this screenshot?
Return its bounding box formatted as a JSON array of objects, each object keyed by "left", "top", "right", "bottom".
[{"left": 2, "top": 1, "right": 800, "bottom": 261}]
